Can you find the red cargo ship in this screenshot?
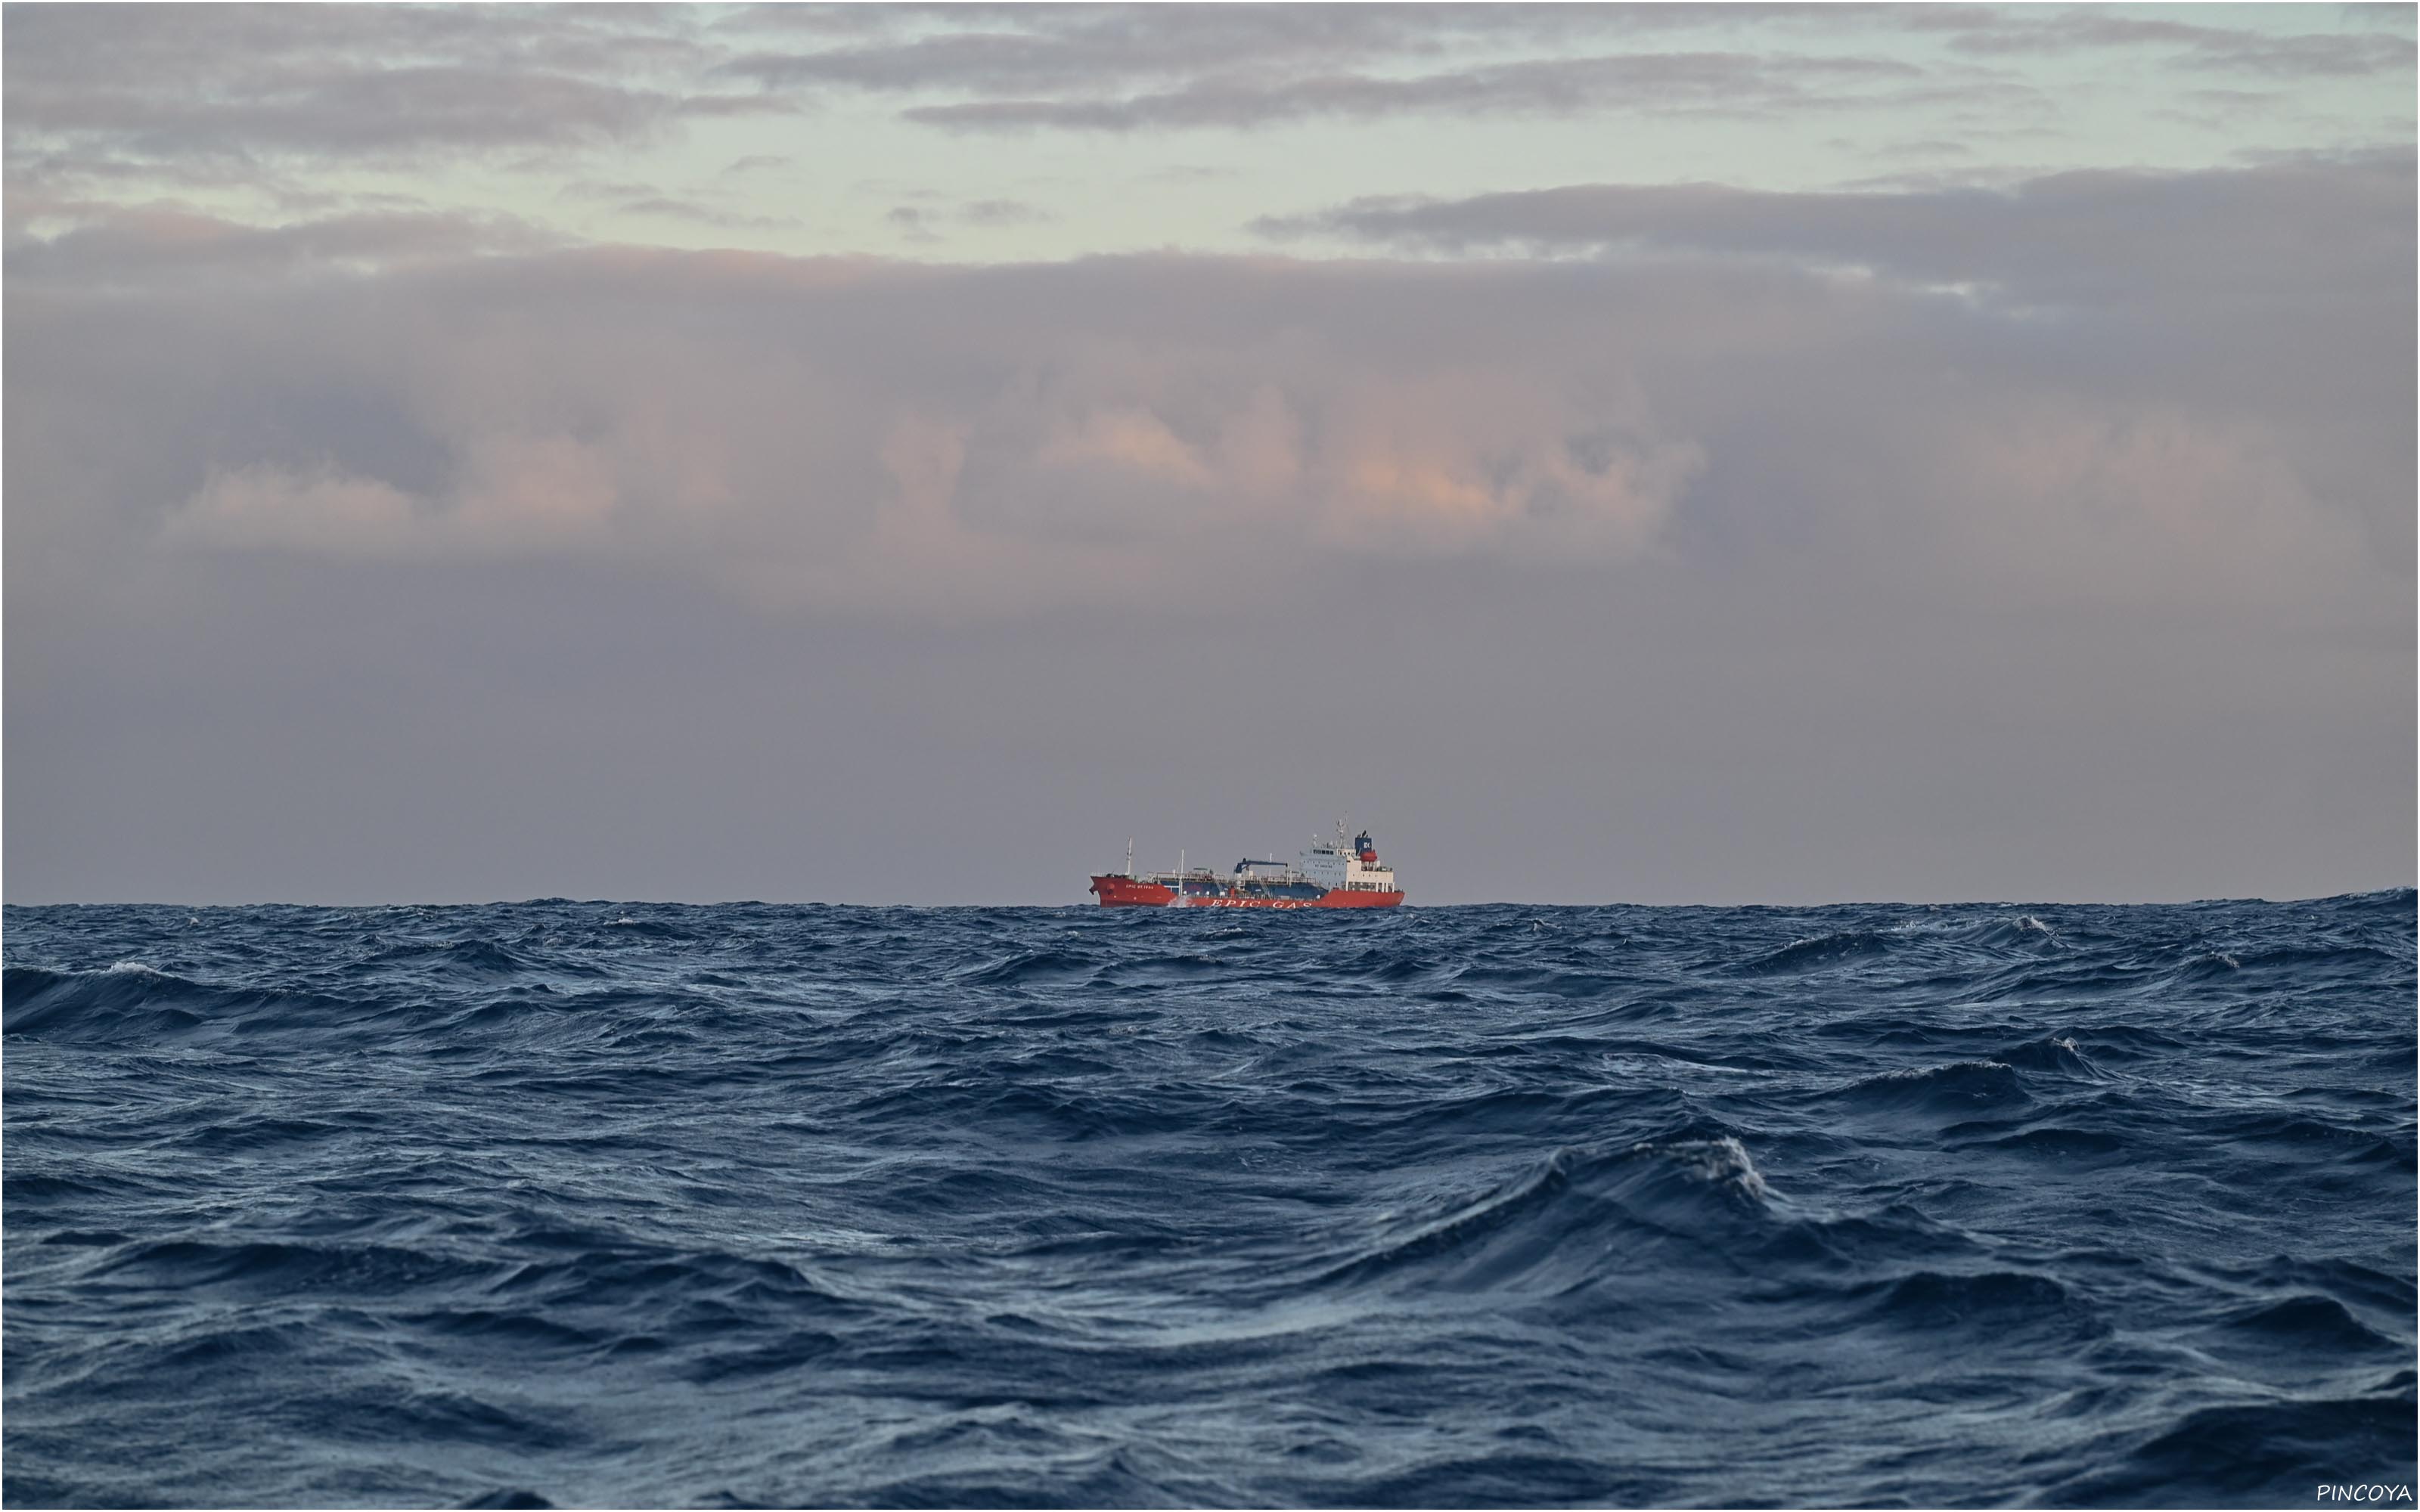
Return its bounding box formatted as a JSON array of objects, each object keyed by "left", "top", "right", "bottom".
[{"left": 1090, "top": 824, "right": 1404, "bottom": 908}]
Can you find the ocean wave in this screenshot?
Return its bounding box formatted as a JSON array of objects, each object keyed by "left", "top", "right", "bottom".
[
  {"left": 1315, "top": 1134, "right": 1778, "bottom": 1299},
  {"left": 956, "top": 948, "right": 1100, "bottom": 986},
  {"left": 2055, "top": 1389, "right": 2418, "bottom": 1506},
  {"left": 2176, "top": 942, "right": 2404, "bottom": 981},
  {"left": 599, "top": 916, "right": 694, "bottom": 940},
  {"left": 1834, "top": 1058, "right": 2034, "bottom": 1115},
  {"left": 3, "top": 964, "right": 380, "bottom": 1045},
  {"left": 1963, "top": 912, "right": 2065, "bottom": 950},
  {"left": 1849, "top": 1267, "right": 2094, "bottom": 1335},
  {"left": 352, "top": 937, "right": 546, "bottom": 978},
  {"left": 1961, "top": 1123, "right": 2130, "bottom": 1160},
  {"left": 2211, "top": 1295, "right": 2404, "bottom": 1355},
  {"left": 4, "top": 894, "right": 2409, "bottom": 1506},
  {"left": 1990, "top": 1033, "right": 2107, "bottom": 1078},
  {"left": 1733, "top": 928, "right": 1895, "bottom": 975},
  {"left": 90, "top": 1236, "right": 496, "bottom": 1296}
]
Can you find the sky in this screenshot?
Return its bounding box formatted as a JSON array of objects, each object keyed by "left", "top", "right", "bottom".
[{"left": 4, "top": 2, "right": 2413, "bottom": 906}]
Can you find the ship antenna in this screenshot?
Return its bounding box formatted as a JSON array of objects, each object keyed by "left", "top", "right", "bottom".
[{"left": 1127, "top": 837, "right": 1134, "bottom": 880}]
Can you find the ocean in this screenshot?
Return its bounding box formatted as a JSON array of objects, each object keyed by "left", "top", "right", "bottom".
[{"left": 5, "top": 894, "right": 2413, "bottom": 1507}]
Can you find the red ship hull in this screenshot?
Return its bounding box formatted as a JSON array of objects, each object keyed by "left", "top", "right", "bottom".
[{"left": 1088, "top": 875, "right": 1404, "bottom": 909}]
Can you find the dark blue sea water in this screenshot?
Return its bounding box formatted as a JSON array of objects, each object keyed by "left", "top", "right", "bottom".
[{"left": 5, "top": 895, "right": 2414, "bottom": 1508}]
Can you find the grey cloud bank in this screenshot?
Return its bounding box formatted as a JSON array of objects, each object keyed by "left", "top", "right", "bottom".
[
  {"left": 4, "top": 5, "right": 2411, "bottom": 905},
  {"left": 11, "top": 155, "right": 2411, "bottom": 903}
]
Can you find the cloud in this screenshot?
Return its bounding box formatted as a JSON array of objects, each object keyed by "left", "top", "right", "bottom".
[
  {"left": 2, "top": 5, "right": 781, "bottom": 187},
  {"left": 715, "top": 5, "right": 1957, "bottom": 107},
  {"left": 9, "top": 4, "right": 2407, "bottom": 223},
  {"left": 611, "top": 197, "right": 803, "bottom": 231},
  {"left": 8, "top": 141, "right": 2410, "bottom": 904},
  {"left": 6, "top": 144, "right": 2403, "bottom": 634},
  {"left": 4, "top": 147, "right": 2405, "bottom": 637},
  {"left": 3, "top": 205, "right": 561, "bottom": 285},
  {"left": 884, "top": 205, "right": 942, "bottom": 243},
  {"left": 960, "top": 197, "right": 1053, "bottom": 227},
  {"left": 898, "top": 51, "right": 1938, "bottom": 133},
  {"left": 1139, "top": 164, "right": 1241, "bottom": 183},
  {"left": 166, "top": 464, "right": 427, "bottom": 558},
  {"left": 885, "top": 197, "right": 1054, "bottom": 241},
  {"left": 178, "top": 260, "right": 1692, "bottom": 610},
  {"left": 560, "top": 178, "right": 663, "bottom": 202},
  {"left": 1251, "top": 150, "right": 2415, "bottom": 311},
  {"left": 1936, "top": 10, "right": 2415, "bottom": 76},
  {"left": 1874, "top": 138, "right": 1975, "bottom": 159},
  {"left": 2, "top": 249, "right": 1717, "bottom": 623},
  {"left": 714, "top": 6, "right": 1469, "bottom": 96},
  {"left": 162, "top": 432, "right": 634, "bottom": 570},
  {"left": 1038, "top": 407, "right": 1218, "bottom": 487},
  {"left": 712, "top": 5, "right": 2409, "bottom": 135}
]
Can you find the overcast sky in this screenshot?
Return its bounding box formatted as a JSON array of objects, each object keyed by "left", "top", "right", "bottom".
[{"left": 6, "top": 3, "right": 2412, "bottom": 905}]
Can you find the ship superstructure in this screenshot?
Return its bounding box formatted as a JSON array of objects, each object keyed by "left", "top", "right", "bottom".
[{"left": 1089, "top": 824, "right": 1404, "bottom": 908}]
